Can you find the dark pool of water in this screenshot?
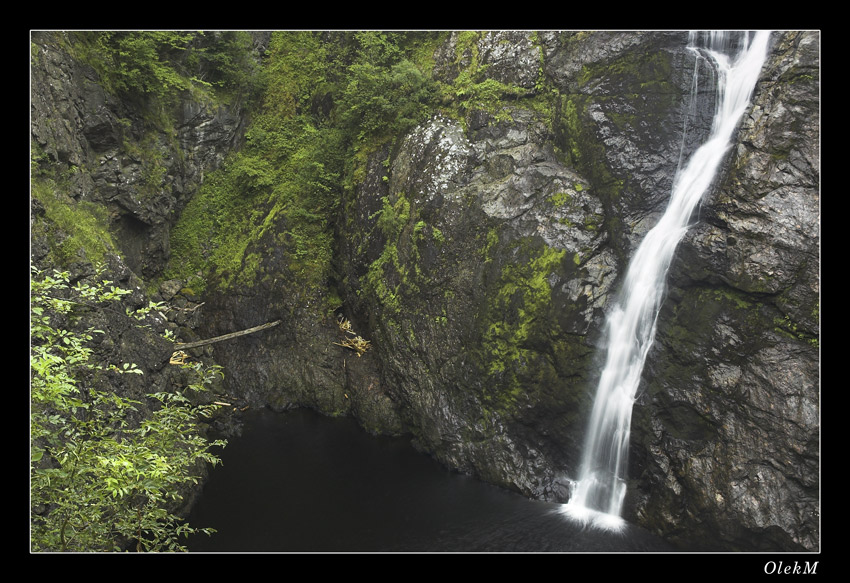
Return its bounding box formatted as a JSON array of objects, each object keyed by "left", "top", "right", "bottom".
[{"left": 185, "top": 407, "right": 676, "bottom": 553}]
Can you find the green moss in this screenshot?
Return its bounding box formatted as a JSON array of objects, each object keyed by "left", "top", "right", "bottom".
[
  {"left": 164, "top": 166, "right": 252, "bottom": 294},
  {"left": 773, "top": 313, "right": 819, "bottom": 348},
  {"left": 31, "top": 178, "right": 121, "bottom": 267},
  {"left": 547, "top": 188, "right": 601, "bottom": 233},
  {"left": 374, "top": 193, "right": 411, "bottom": 238},
  {"left": 164, "top": 34, "right": 347, "bottom": 296},
  {"left": 435, "top": 31, "right": 534, "bottom": 126},
  {"left": 431, "top": 226, "right": 446, "bottom": 245},
  {"left": 482, "top": 238, "right": 566, "bottom": 377},
  {"left": 707, "top": 288, "right": 754, "bottom": 311},
  {"left": 363, "top": 192, "right": 422, "bottom": 319},
  {"left": 482, "top": 227, "right": 500, "bottom": 262},
  {"left": 364, "top": 242, "right": 408, "bottom": 315}
]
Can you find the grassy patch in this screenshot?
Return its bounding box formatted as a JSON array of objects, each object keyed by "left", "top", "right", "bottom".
[{"left": 31, "top": 178, "right": 120, "bottom": 266}]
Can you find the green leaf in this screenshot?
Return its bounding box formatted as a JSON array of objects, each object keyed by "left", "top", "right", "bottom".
[{"left": 30, "top": 266, "right": 226, "bottom": 552}]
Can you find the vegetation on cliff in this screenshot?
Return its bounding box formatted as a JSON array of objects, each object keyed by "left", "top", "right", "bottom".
[
  {"left": 30, "top": 267, "right": 226, "bottom": 551},
  {"left": 163, "top": 32, "right": 439, "bottom": 299},
  {"left": 68, "top": 31, "right": 258, "bottom": 104}
]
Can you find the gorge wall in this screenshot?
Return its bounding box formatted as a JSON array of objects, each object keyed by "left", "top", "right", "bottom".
[{"left": 30, "top": 30, "right": 819, "bottom": 552}]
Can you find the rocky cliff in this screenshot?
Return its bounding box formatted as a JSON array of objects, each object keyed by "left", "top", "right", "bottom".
[
  {"left": 632, "top": 31, "right": 820, "bottom": 551},
  {"left": 30, "top": 30, "right": 819, "bottom": 552}
]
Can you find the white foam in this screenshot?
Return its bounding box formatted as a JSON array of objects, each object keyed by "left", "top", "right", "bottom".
[{"left": 568, "top": 31, "right": 771, "bottom": 519}]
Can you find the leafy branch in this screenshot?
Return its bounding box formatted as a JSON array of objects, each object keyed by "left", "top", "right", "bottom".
[{"left": 30, "top": 266, "right": 226, "bottom": 552}]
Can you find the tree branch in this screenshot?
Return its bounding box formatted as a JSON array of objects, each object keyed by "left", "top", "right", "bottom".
[{"left": 173, "top": 320, "right": 281, "bottom": 351}]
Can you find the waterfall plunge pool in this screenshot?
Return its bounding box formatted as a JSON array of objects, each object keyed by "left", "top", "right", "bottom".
[{"left": 185, "top": 407, "right": 676, "bottom": 553}]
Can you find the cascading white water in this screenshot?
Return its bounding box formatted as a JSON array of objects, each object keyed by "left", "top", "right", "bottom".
[{"left": 562, "top": 31, "right": 771, "bottom": 530}]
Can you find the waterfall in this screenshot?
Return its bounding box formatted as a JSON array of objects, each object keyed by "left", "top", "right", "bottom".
[{"left": 562, "top": 31, "right": 771, "bottom": 530}]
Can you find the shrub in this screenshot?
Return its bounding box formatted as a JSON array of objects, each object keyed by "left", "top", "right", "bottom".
[{"left": 30, "top": 266, "right": 226, "bottom": 552}]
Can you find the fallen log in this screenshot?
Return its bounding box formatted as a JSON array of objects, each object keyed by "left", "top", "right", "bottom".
[{"left": 173, "top": 319, "right": 281, "bottom": 351}]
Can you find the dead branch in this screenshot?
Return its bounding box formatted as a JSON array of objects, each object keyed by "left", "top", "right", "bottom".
[{"left": 173, "top": 319, "right": 282, "bottom": 351}]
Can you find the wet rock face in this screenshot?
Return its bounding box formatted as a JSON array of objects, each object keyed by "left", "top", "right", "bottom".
[
  {"left": 337, "top": 30, "right": 818, "bottom": 551},
  {"left": 541, "top": 31, "right": 720, "bottom": 250},
  {"left": 335, "top": 31, "right": 731, "bottom": 505},
  {"left": 433, "top": 31, "right": 541, "bottom": 90},
  {"left": 630, "top": 31, "right": 820, "bottom": 551},
  {"left": 339, "top": 111, "right": 604, "bottom": 499}
]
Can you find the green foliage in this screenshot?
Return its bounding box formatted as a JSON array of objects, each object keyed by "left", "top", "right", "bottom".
[
  {"left": 31, "top": 267, "right": 226, "bottom": 552},
  {"left": 352, "top": 31, "right": 404, "bottom": 67},
  {"left": 374, "top": 192, "right": 411, "bottom": 239},
  {"left": 72, "top": 31, "right": 196, "bottom": 99},
  {"left": 164, "top": 31, "right": 354, "bottom": 295},
  {"left": 31, "top": 178, "right": 120, "bottom": 267},
  {"left": 167, "top": 31, "right": 432, "bottom": 297},
  {"left": 166, "top": 30, "right": 556, "bottom": 307},
  {"left": 71, "top": 31, "right": 256, "bottom": 103},
  {"left": 189, "top": 31, "right": 258, "bottom": 97},
  {"left": 165, "top": 116, "right": 344, "bottom": 294},
  {"left": 260, "top": 31, "right": 333, "bottom": 120},
  {"left": 163, "top": 31, "right": 439, "bottom": 298},
  {"left": 337, "top": 32, "right": 435, "bottom": 143},
  {"left": 164, "top": 167, "right": 253, "bottom": 293},
  {"left": 436, "top": 31, "right": 531, "bottom": 123}
]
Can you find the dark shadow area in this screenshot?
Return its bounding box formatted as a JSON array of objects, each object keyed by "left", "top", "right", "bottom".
[{"left": 186, "top": 407, "right": 676, "bottom": 553}]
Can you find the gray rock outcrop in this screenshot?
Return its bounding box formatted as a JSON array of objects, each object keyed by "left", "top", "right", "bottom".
[{"left": 631, "top": 31, "right": 820, "bottom": 551}]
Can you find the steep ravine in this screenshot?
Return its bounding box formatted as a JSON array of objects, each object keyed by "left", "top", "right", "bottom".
[{"left": 30, "top": 30, "right": 819, "bottom": 552}]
